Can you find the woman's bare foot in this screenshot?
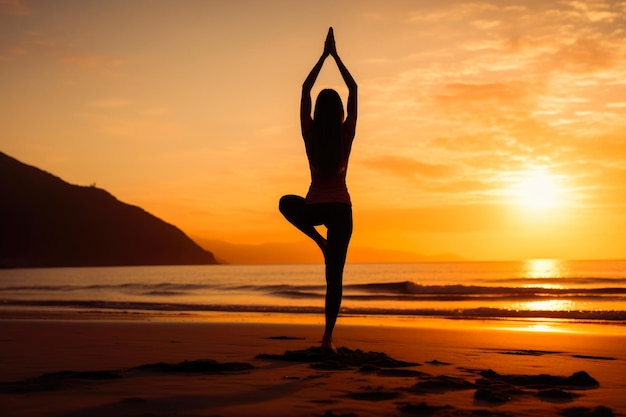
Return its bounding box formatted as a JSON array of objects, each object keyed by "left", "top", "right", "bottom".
[{"left": 321, "top": 336, "right": 337, "bottom": 354}]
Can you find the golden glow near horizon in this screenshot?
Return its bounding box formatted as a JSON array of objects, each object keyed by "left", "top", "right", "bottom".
[{"left": 2, "top": 1, "right": 626, "bottom": 261}]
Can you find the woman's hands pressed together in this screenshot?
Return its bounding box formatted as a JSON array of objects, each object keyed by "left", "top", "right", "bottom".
[{"left": 324, "top": 27, "right": 337, "bottom": 58}]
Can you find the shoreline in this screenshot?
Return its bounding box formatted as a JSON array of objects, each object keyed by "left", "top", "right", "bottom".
[{"left": 2, "top": 307, "right": 626, "bottom": 335}]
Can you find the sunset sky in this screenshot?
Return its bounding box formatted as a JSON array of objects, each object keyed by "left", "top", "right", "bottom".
[{"left": 2, "top": 0, "right": 626, "bottom": 261}]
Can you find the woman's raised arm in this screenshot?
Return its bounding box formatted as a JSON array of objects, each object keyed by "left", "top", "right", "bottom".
[
  {"left": 301, "top": 40, "right": 329, "bottom": 136},
  {"left": 328, "top": 28, "right": 357, "bottom": 135}
]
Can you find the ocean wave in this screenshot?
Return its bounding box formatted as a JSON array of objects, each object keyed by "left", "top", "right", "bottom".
[
  {"left": 0, "top": 282, "right": 216, "bottom": 294},
  {"left": 481, "top": 277, "right": 626, "bottom": 285},
  {"left": 275, "top": 291, "right": 626, "bottom": 303},
  {"left": 345, "top": 281, "right": 626, "bottom": 296},
  {"left": 1, "top": 299, "right": 625, "bottom": 322},
  {"left": 271, "top": 281, "right": 626, "bottom": 302},
  {"left": 2, "top": 280, "right": 625, "bottom": 298}
]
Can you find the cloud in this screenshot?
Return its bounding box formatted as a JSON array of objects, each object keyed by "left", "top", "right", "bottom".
[
  {"left": 0, "top": 46, "right": 27, "bottom": 61},
  {"left": 542, "top": 38, "right": 616, "bottom": 74},
  {"left": 78, "top": 110, "right": 183, "bottom": 141},
  {"left": 563, "top": 0, "right": 620, "bottom": 22},
  {"left": 0, "top": 30, "right": 127, "bottom": 77},
  {"left": 434, "top": 81, "right": 532, "bottom": 106},
  {"left": 362, "top": 18, "right": 623, "bottom": 213},
  {"left": 0, "top": 0, "right": 31, "bottom": 16},
  {"left": 363, "top": 155, "right": 455, "bottom": 180},
  {"left": 90, "top": 98, "right": 132, "bottom": 109},
  {"left": 358, "top": 203, "right": 513, "bottom": 234},
  {"left": 102, "top": 119, "right": 182, "bottom": 139},
  {"left": 471, "top": 19, "right": 501, "bottom": 30},
  {"left": 567, "top": 131, "right": 626, "bottom": 163},
  {"left": 58, "top": 55, "right": 126, "bottom": 73},
  {"left": 407, "top": 3, "right": 489, "bottom": 23}
]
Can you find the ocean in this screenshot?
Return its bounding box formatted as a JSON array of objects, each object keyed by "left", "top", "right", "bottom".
[{"left": 1, "top": 260, "right": 625, "bottom": 325}]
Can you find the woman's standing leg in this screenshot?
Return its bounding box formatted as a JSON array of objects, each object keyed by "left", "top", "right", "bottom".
[{"left": 321, "top": 203, "right": 353, "bottom": 352}]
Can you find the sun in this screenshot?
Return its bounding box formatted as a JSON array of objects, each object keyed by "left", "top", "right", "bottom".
[{"left": 516, "top": 168, "right": 560, "bottom": 209}]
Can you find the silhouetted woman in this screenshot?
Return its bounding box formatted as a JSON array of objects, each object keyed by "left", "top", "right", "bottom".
[{"left": 279, "top": 27, "right": 357, "bottom": 353}]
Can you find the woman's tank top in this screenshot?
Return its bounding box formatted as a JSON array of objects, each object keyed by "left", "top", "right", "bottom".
[{"left": 304, "top": 129, "right": 353, "bottom": 205}]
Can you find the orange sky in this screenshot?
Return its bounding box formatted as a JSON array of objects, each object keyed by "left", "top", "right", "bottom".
[{"left": 2, "top": 0, "right": 626, "bottom": 261}]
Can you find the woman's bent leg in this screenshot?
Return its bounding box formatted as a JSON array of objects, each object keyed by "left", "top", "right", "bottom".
[{"left": 279, "top": 195, "right": 327, "bottom": 254}]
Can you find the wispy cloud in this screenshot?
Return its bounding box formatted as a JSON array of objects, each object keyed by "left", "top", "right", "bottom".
[
  {"left": 0, "top": 29, "right": 127, "bottom": 76},
  {"left": 434, "top": 81, "right": 533, "bottom": 106},
  {"left": 90, "top": 98, "right": 132, "bottom": 109},
  {"left": 540, "top": 38, "right": 617, "bottom": 74},
  {"left": 58, "top": 54, "right": 127, "bottom": 74},
  {"left": 563, "top": 0, "right": 620, "bottom": 22},
  {"left": 0, "top": 46, "right": 26, "bottom": 61},
  {"left": 0, "top": 0, "right": 31, "bottom": 16},
  {"left": 363, "top": 154, "right": 455, "bottom": 180},
  {"left": 80, "top": 112, "right": 182, "bottom": 140}
]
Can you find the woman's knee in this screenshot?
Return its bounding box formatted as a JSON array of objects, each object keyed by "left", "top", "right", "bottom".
[{"left": 279, "top": 194, "right": 303, "bottom": 216}]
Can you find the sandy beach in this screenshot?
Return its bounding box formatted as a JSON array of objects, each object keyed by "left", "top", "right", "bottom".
[{"left": 0, "top": 315, "right": 624, "bottom": 417}]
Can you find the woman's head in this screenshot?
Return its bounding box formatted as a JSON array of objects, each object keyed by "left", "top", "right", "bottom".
[{"left": 313, "top": 89, "right": 344, "bottom": 124}]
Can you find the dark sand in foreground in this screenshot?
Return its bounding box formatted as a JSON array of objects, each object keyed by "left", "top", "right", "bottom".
[{"left": 1, "top": 316, "right": 624, "bottom": 417}]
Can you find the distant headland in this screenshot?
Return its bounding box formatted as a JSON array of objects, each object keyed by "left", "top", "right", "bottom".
[{"left": 0, "top": 152, "right": 216, "bottom": 268}]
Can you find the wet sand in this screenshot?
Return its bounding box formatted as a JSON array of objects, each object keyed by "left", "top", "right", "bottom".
[{"left": 0, "top": 318, "right": 624, "bottom": 416}]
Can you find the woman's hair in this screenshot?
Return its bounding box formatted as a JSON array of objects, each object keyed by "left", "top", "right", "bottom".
[{"left": 311, "top": 89, "right": 345, "bottom": 177}]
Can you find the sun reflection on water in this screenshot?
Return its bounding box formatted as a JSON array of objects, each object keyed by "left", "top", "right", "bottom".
[
  {"left": 501, "top": 321, "right": 575, "bottom": 333},
  {"left": 524, "top": 259, "right": 567, "bottom": 279},
  {"left": 526, "top": 323, "right": 560, "bottom": 333},
  {"left": 516, "top": 299, "right": 576, "bottom": 311},
  {"left": 514, "top": 260, "right": 577, "bottom": 314},
  {"left": 522, "top": 259, "right": 567, "bottom": 289}
]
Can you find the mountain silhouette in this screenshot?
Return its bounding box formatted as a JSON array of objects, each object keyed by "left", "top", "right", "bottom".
[
  {"left": 0, "top": 152, "right": 216, "bottom": 268},
  {"left": 196, "top": 238, "right": 464, "bottom": 265}
]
